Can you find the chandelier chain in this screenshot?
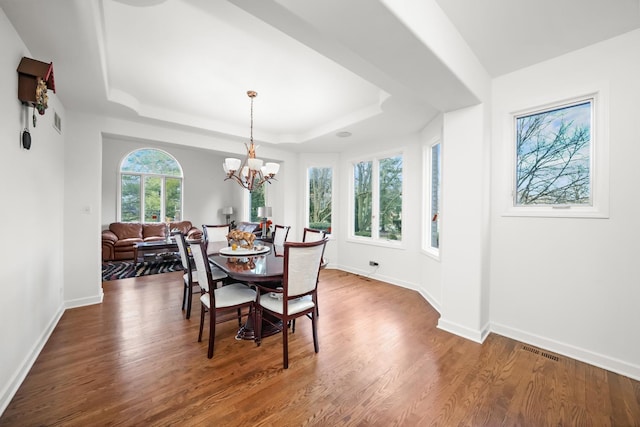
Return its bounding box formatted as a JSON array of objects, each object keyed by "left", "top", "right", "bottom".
[{"left": 222, "top": 90, "right": 279, "bottom": 192}]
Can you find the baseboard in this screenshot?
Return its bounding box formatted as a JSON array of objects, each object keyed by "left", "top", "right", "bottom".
[
  {"left": 491, "top": 322, "right": 640, "bottom": 381},
  {"left": 0, "top": 303, "right": 64, "bottom": 416},
  {"left": 334, "top": 263, "right": 441, "bottom": 307},
  {"left": 437, "top": 317, "right": 490, "bottom": 344},
  {"left": 64, "top": 289, "right": 104, "bottom": 309}
]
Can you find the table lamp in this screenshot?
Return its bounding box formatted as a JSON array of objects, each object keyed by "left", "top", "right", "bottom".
[
  {"left": 222, "top": 206, "right": 234, "bottom": 224},
  {"left": 257, "top": 206, "right": 272, "bottom": 236}
]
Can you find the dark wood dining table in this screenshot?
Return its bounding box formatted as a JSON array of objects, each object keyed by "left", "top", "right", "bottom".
[{"left": 207, "top": 241, "right": 284, "bottom": 340}]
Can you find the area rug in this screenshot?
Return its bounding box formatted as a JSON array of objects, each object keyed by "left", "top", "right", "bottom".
[{"left": 102, "top": 260, "right": 183, "bottom": 281}]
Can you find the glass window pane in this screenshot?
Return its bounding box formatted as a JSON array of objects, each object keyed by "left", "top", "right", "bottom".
[
  {"left": 516, "top": 100, "right": 591, "bottom": 206},
  {"left": 144, "top": 176, "right": 161, "bottom": 222},
  {"left": 431, "top": 144, "right": 441, "bottom": 248},
  {"left": 354, "top": 161, "right": 372, "bottom": 237},
  {"left": 308, "top": 167, "right": 332, "bottom": 232},
  {"left": 379, "top": 155, "right": 402, "bottom": 241},
  {"left": 121, "top": 148, "right": 182, "bottom": 176},
  {"left": 165, "top": 177, "right": 182, "bottom": 221},
  {"left": 121, "top": 174, "right": 140, "bottom": 222},
  {"left": 120, "top": 149, "right": 183, "bottom": 223},
  {"left": 250, "top": 180, "right": 265, "bottom": 222}
]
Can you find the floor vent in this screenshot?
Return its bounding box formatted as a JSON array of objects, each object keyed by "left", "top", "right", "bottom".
[
  {"left": 541, "top": 352, "right": 559, "bottom": 362},
  {"left": 521, "top": 345, "right": 559, "bottom": 362},
  {"left": 522, "top": 345, "right": 540, "bottom": 355}
]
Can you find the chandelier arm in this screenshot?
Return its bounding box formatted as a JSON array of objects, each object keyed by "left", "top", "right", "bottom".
[{"left": 223, "top": 90, "right": 277, "bottom": 192}]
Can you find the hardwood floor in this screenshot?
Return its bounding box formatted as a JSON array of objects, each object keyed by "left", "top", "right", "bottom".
[{"left": 2, "top": 270, "right": 639, "bottom": 426}]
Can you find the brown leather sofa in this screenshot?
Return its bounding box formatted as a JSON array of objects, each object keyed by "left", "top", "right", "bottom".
[{"left": 102, "top": 221, "right": 202, "bottom": 261}]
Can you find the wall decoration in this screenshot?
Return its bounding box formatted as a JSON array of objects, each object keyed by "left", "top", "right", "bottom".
[{"left": 17, "top": 57, "right": 55, "bottom": 129}]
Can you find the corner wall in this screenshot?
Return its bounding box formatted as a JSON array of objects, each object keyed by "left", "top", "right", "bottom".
[
  {"left": 490, "top": 30, "right": 640, "bottom": 379},
  {"left": 0, "top": 8, "right": 66, "bottom": 413}
]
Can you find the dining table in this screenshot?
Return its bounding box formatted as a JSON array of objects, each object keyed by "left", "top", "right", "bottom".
[{"left": 207, "top": 240, "right": 284, "bottom": 340}]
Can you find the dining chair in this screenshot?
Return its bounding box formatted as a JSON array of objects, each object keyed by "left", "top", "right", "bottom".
[
  {"left": 302, "top": 227, "right": 328, "bottom": 317},
  {"left": 272, "top": 224, "right": 290, "bottom": 246},
  {"left": 202, "top": 223, "right": 231, "bottom": 253},
  {"left": 190, "top": 241, "right": 257, "bottom": 358},
  {"left": 254, "top": 238, "right": 327, "bottom": 369},
  {"left": 174, "top": 232, "right": 227, "bottom": 319}
]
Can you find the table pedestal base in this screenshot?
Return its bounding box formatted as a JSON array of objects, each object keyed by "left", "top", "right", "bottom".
[{"left": 236, "top": 312, "right": 282, "bottom": 340}]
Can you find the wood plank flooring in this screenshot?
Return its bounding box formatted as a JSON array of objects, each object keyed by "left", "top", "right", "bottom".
[{"left": 2, "top": 269, "right": 639, "bottom": 426}]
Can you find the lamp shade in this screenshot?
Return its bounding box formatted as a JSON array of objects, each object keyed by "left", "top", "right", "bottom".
[
  {"left": 224, "top": 158, "right": 241, "bottom": 172},
  {"left": 264, "top": 162, "right": 280, "bottom": 175},
  {"left": 222, "top": 206, "right": 234, "bottom": 215},
  {"left": 247, "top": 158, "right": 263, "bottom": 171},
  {"left": 257, "top": 206, "right": 272, "bottom": 218}
]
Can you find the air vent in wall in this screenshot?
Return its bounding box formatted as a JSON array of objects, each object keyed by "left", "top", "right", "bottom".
[{"left": 53, "top": 110, "right": 62, "bottom": 134}]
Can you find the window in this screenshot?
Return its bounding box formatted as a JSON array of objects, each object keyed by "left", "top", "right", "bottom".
[
  {"left": 249, "top": 181, "right": 266, "bottom": 223},
  {"left": 505, "top": 88, "right": 609, "bottom": 219},
  {"left": 516, "top": 100, "right": 591, "bottom": 206},
  {"left": 307, "top": 166, "right": 332, "bottom": 232},
  {"left": 119, "top": 148, "right": 183, "bottom": 222},
  {"left": 424, "top": 141, "right": 441, "bottom": 253},
  {"left": 352, "top": 153, "right": 403, "bottom": 243}
]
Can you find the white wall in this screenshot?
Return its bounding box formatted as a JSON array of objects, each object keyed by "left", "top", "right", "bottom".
[
  {"left": 490, "top": 30, "right": 640, "bottom": 379},
  {"left": 418, "top": 115, "right": 444, "bottom": 311},
  {"left": 336, "top": 134, "right": 425, "bottom": 290},
  {"left": 62, "top": 113, "right": 298, "bottom": 307},
  {"left": 101, "top": 136, "right": 237, "bottom": 229},
  {"left": 0, "top": 9, "right": 66, "bottom": 413},
  {"left": 438, "top": 104, "right": 490, "bottom": 342}
]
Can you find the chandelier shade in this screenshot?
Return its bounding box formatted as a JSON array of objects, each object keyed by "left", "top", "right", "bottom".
[{"left": 223, "top": 90, "right": 279, "bottom": 192}]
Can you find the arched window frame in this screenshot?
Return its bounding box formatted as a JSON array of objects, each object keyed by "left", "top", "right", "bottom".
[{"left": 117, "top": 148, "right": 184, "bottom": 223}]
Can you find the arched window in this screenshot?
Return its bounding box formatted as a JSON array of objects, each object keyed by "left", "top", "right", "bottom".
[{"left": 119, "top": 148, "right": 183, "bottom": 223}]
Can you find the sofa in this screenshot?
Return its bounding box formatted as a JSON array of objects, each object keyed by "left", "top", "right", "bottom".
[
  {"left": 235, "top": 221, "right": 262, "bottom": 235},
  {"left": 102, "top": 221, "right": 202, "bottom": 261}
]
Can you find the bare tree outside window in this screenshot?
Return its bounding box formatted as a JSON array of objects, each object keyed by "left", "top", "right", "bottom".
[
  {"left": 354, "top": 161, "right": 372, "bottom": 237},
  {"left": 515, "top": 100, "right": 592, "bottom": 206},
  {"left": 308, "top": 167, "right": 332, "bottom": 232},
  {"left": 352, "top": 154, "right": 403, "bottom": 242}
]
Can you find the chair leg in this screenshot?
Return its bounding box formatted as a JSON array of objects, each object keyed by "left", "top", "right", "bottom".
[
  {"left": 283, "top": 319, "right": 289, "bottom": 369},
  {"left": 208, "top": 307, "right": 216, "bottom": 359},
  {"left": 198, "top": 304, "right": 205, "bottom": 342},
  {"left": 185, "top": 282, "right": 193, "bottom": 319},
  {"left": 292, "top": 319, "right": 296, "bottom": 333},
  {"left": 312, "top": 312, "right": 319, "bottom": 353},
  {"left": 237, "top": 308, "right": 243, "bottom": 328},
  {"left": 254, "top": 306, "right": 263, "bottom": 347},
  {"left": 182, "top": 284, "right": 187, "bottom": 311}
]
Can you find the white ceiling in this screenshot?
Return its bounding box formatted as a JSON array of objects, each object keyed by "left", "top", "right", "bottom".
[{"left": 2, "top": 0, "right": 639, "bottom": 152}]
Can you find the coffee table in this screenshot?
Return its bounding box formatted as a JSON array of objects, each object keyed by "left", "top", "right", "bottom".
[{"left": 133, "top": 240, "right": 179, "bottom": 267}]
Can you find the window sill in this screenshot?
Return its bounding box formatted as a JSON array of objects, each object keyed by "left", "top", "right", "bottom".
[
  {"left": 502, "top": 205, "right": 609, "bottom": 219},
  {"left": 421, "top": 247, "right": 440, "bottom": 261},
  {"left": 346, "top": 236, "right": 405, "bottom": 250}
]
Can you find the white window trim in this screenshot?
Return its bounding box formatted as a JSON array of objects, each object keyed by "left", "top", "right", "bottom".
[
  {"left": 502, "top": 83, "right": 609, "bottom": 218},
  {"left": 117, "top": 148, "right": 184, "bottom": 222},
  {"left": 304, "top": 164, "right": 335, "bottom": 238},
  {"left": 347, "top": 149, "right": 405, "bottom": 248},
  {"left": 422, "top": 138, "right": 441, "bottom": 260},
  {"left": 245, "top": 183, "right": 269, "bottom": 222}
]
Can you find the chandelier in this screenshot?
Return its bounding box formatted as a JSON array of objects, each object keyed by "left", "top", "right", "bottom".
[{"left": 223, "top": 90, "right": 280, "bottom": 192}]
